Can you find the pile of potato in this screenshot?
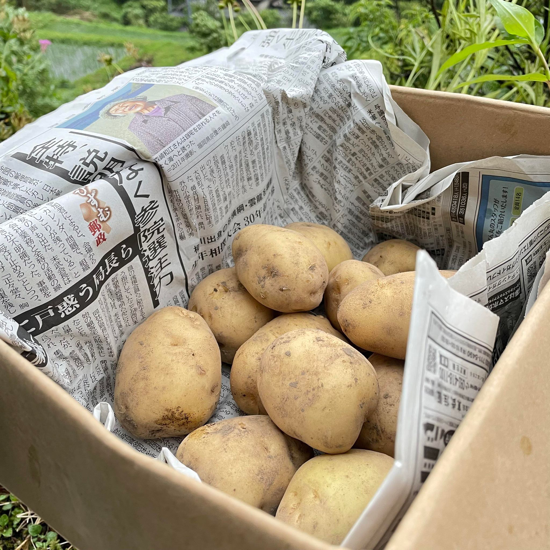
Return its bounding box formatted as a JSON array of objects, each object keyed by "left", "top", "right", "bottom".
[{"left": 113, "top": 223, "right": 449, "bottom": 544}]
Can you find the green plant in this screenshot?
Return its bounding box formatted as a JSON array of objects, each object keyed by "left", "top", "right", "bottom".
[
  {"left": 122, "top": 0, "right": 146, "bottom": 26},
  {"left": 0, "top": 0, "right": 62, "bottom": 140},
  {"left": 148, "top": 11, "right": 182, "bottom": 30},
  {"left": 307, "top": 0, "right": 348, "bottom": 29},
  {"left": 0, "top": 490, "right": 75, "bottom": 550},
  {"left": 189, "top": 9, "right": 224, "bottom": 51}
]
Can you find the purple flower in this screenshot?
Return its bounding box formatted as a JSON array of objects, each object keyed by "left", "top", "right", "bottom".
[{"left": 39, "top": 39, "right": 52, "bottom": 53}]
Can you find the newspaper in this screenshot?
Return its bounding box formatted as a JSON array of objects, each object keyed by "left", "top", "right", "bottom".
[
  {"left": 0, "top": 29, "right": 428, "bottom": 462},
  {"left": 1, "top": 27, "right": 549, "bottom": 550}
]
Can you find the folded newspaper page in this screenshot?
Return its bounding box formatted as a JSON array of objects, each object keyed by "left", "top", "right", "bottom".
[
  {"left": 1, "top": 26, "right": 549, "bottom": 550},
  {"left": 0, "top": 29, "right": 428, "bottom": 462}
]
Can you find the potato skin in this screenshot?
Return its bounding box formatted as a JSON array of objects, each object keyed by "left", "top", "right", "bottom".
[
  {"left": 276, "top": 450, "right": 394, "bottom": 544},
  {"left": 354, "top": 354, "right": 404, "bottom": 457},
  {"left": 114, "top": 307, "right": 221, "bottom": 439},
  {"left": 324, "top": 260, "right": 384, "bottom": 331},
  {"left": 338, "top": 272, "right": 415, "bottom": 360},
  {"left": 232, "top": 224, "right": 329, "bottom": 312},
  {"left": 188, "top": 267, "right": 275, "bottom": 364},
  {"left": 176, "top": 416, "right": 312, "bottom": 514},
  {"left": 362, "top": 239, "right": 421, "bottom": 275},
  {"left": 285, "top": 222, "right": 353, "bottom": 272},
  {"left": 230, "top": 313, "right": 346, "bottom": 415},
  {"left": 258, "top": 328, "right": 379, "bottom": 454}
]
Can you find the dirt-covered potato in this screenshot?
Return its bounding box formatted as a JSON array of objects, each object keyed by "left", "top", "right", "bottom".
[
  {"left": 324, "top": 260, "right": 384, "bottom": 331},
  {"left": 258, "top": 328, "right": 379, "bottom": 453},
  {"left": 354, "top": 354, "right": 404, "bottom": 457},
  {"left": 276, "top": 450, "right": 394, "bottom": 544},
  {"left": 285, "top": 222, "right": 353, "bottom": 272},
  {"left": 362, "top": 239, "right": 421, "bottom": 275},
  {"left": 188, "top": 267, "right": 275, "bottom": 364},
  {"left": 114, "top": 307, "right": 221, "bottom": 439},
  {"left": 338, "top": 272, "right": 415, "bottom": 359},
  {"left": 232, "top": 224, "right": 329, "bottom": 312},
  {"left": 230, "top": 313, "right": 345, "bottom": 415},
  {"left": 176, "top": 416, "right": 312, "bottom": 514}
]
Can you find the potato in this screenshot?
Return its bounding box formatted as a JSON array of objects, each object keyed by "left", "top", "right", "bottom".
[
  {"left": 232, "top": 224, "right": 329, "bottom": 312},
  {"left": 114, "top": 307, "right": 221, "bottom": 439},
  {"left": 354, "top": 354, "right": 404, "bottom": 457},
  {"left": 258, "top": 328, "right": 379, "bottom": 453},
  {"left": 230, "top": 313, "right": 346, "bottom": 415},
  {"left": 338, "top": 272, "right": 415, "bottom": 359},
  {"left": 188, "top": 267, "right": 275, "bottom": 364},
  {"left": 276, "top": 450, "right": 393, "bottom": 544},
  {"left": 362, "top": 239, "right": 421, "bottom": 275},
  {"left": 285, "top": 222, "right": 353, "bottom": 272},
  {"left": 338, "top": 270, "right": 456, "bottom": 359},
  {"left": 176, "top": 416, "right": 312, "bottom": 514},
  {"left": 324, "top": 260, "right": 384, "bottom": 331}
]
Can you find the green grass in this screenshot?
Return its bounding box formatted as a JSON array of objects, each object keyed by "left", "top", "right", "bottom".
[
  {"left": 325, "top": 27, "right": 349, "bottom": 47},
  {"left": 30, "top": 12, "right": 205, "bottom": 104}
]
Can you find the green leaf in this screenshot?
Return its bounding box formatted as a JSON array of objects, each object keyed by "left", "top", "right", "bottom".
[
  {"left": 489, "top": 0, "right": 539, "bottom": 44},
  {"left": 535, "top": 18, "right": 545, "bottom": 45},
  {"left": 46, "top": 531, "right": 58, "bottom": 543},
  {"left": 440, "top": 39, "right": 528, "bottom": 76},
  {"left": 29, "top": 523, "right": 43, "bottom": 536},
  {"left": 2, "top": 527, "right": 12, "bottom": 538},
  {"left": 0, "top": 495, "right": 8, "bottom": 503},
  {"left": 1, "top": 503, "right": 12, "bottom": 511},
  {"left": 452, "top": 72, "right": 549, "bottom": 89},
  {"left": 0, "top": 515, "right": 8, "bottom": 527}
]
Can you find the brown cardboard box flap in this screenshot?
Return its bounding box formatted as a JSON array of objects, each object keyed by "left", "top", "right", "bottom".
[{"left": 386, "top": 280, "right": 550, "bottom": 550}]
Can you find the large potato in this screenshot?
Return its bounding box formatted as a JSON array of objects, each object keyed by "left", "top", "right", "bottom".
[
  {"left": 324, "top": 260, "right": 384, "bottom": 331},
  {"left": 114, "top": 307, "right": 221, "bottom": 439},
  {"left": 188, "top": 267, "right": 275, "bottom": 364},
  {"left": 276, "top": 450, "right": 394, "bottom": 544},
  {"left": 230, "top": 313, "right": 345, "bottom": 415},
  {"left": 354, "top": 354, "right": 404, "bottom": 457},
  {"left": 362, "top": 239, "right": 421, "bottom": 275},
  {"left": 338, "top": 272, "right": 415, "bottom": 359},
  {"left": 176, "top": 416, "right": 312, "bottom": 514},
  {"left": 232, "top": 224, "right": 329, "bottom": 312},
  {"left": 285, "top": 222, "right": 353, "bottom": 272},
  {"left": 258, "top": 328, "right": 379, "bottom": 453},
  {"left": 338, "top": 270, "right": 455, "bottom": 359}
]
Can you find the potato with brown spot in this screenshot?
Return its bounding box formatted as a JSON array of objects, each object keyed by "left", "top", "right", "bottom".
[
  {"left": 176, "top": 416, "right": 312, "bottom": 514},
  {"left": 354, "top": 354, "right": 404, "bottom": 457},
  {"left": 324, "top": 260, "right": 384, "bottom": 331},
  {"left": 362, "top": 239, "right": 421, "bottom": 275},
  {"left": 276, "top": 450, "right": 393, "bottom": 544},
  {"left": 231, "top": 313, "right": 346, "bottom": 415},
  {"left": 188, "top": 267, "right": 275, "bottom": 364},
  {"left": 258, "top": 328, "right": 379, "bottom": 453},
  {"left": 285, "top": 222, "right": 353, "bottom": 272},
  {"left": 232, "top": 224, "right": 329, "bottom": 312},
  {"left": 114, "top": 306, "right": 221, "bottom": 439}
]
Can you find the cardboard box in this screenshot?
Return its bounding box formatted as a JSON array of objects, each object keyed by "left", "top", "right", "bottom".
[{"left": 1, "top": 88, "right": 549, "bottom": 550}]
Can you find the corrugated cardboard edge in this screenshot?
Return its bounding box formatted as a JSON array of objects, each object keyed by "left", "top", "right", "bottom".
[
  {"left": 0, "top": 341, "right": 332, "bottom": 550},
  {"left": 386, "top": 281, "right": 550, "bottom": 550},
  {"left": 390, "top": 87, "right": 550, "bottom": 170}
]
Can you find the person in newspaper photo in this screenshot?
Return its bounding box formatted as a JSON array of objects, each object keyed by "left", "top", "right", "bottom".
[
  {"left": 98, "top": 93, "right": 215, "bottom": 155},
  {"left": 58, "top": 83, "right": 217, "bottom": 157}
]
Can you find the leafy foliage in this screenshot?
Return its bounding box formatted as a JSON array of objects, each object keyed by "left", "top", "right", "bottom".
[
  {"left": 0, "top": 490, "right": 75, "bottom": 550},
  {"left": 0, "top": 0, "right": 62, "bottom": 140},
  {"left": 344, "top": 0, "right": 550, "bottom": 106},
  {"left": 307, "top": 0, "right": 349, "bottom": 29},
  {"left": 189, "top": 9, "right": 224, "bottom": 51}
]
